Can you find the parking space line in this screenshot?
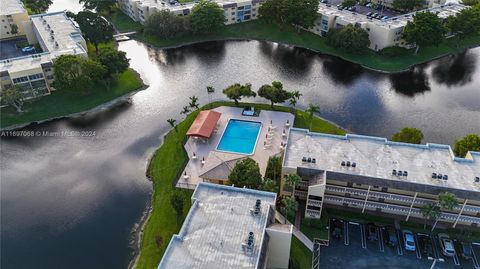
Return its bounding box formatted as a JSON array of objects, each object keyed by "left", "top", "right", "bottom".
[
  {"left": 396, "top": 230, "right": 404, "bottom": 256},
  {"left": 472, "top": 243, "right": 480, "bottom": 269},
  {"left": 360, "top": 224, "right": 367, "bottom": 249},
  {"left": 430, "top": 234, "right": 439, "bottom": 260},
  {"left": 414, "top": 233, "right": 422, "bottom": 259},
  {"left": 378, "top": 227, "right": 384, "bottom": 252},
  {"left": 453, "top": 251, "right": 460, "bottom": 266},
  {"left": 344, "top": 221, "right": 349, "bottom": 246}
]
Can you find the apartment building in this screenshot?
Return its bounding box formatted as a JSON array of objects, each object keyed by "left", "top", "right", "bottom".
[
  {"left": 158, "top": 182, "right": 292, "bottom": 269},
  {"left": 310, "top": 3, "right": 466, "bottom": 50},
  {"left": 0, "top": 0, "right": 29, "bottom": 40},
  {"left": 118, "top": 0, "right": 263, "bottom": 25},
  {"left": 282, "top": 129, "right": 480, "bottom": 230},
  {"left": 0, "top": 12, "right": 87, "bottom": 99}
]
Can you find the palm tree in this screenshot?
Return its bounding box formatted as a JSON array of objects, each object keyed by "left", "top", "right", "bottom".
[
  {"left": 289, "top": 98, "right": 297, "bottom": 112},
  {"left": 284, "top": 174, "right": 302, "bottom": 196},
  {"left": 262, "top": 179, "right": 278, "bottom": 193},
  {"left": 420, "top": 203, "right": 440, "bottom": 230},
  {"left": 180, "top": 106, "right": 190, "bottom": 115},
  {"left": 305, "top": 103, "right": 320, "bottom": 130},
  {"left": 167, "top": 118, "right": 177, "bottom": 132},
  {"left": 426, "top": 192, "right": 458, "bottom": 231},
  {"left": 281, "top": 196, "right": 298, "bottom": 223},
  {"left": 189, "top": 95, "right": 199, "bottom": 110},
  {"left": 206, "top": 86, "right": 215, "bottom": 107}
]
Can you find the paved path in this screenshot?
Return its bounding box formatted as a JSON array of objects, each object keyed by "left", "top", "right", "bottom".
[{"left": 275, "top": 210, "right": 314, "bottom": 251}]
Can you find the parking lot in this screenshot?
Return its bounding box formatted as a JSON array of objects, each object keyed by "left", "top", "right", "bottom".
[
  {"left": 321, "top": 0, "right": 402, "bottom": 19},
  {"left": 319, "top": 219, "right": 480, "bottom": 269},
  {"left": 0, "top": 37, "right": 34, "bottom": 60}
]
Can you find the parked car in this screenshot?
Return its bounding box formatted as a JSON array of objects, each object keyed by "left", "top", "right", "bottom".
[
  {"left": 382, "top": 226, "right": 398, "bottom": 247},
  {"left": 321, "top": 0, "right": 328, "bottom": 3},
  {"left": 419, "top": 235, "right": 434, "bottom": 259},
  {"left": 372, "top": 13, "right": 379, "bottom": 18},
  {"left": 366, "top": 12, "right": 373, "bottom": 16},
  {"left": 402, "top": 230, "right": 416, "bottom": 251},
  {"left": 459, "top": 241, "right": 473, "bottom": 260},
  {"left": 337, "top": 4, "right": 343, "bottom": 9},
  {"left": 366, "top": 3, "right": 373, "bottom": 7},
  {"left": 331, "top": 219, "right": 343, "bottom": 239},
  {"left": 438, "top": 233, "right": 455, "bottom": 257},
  {"left": 348, "top": 6, "right": 356, "bottom": 11},
  {"left": 381, "top": 15, "right": 389, "bottom": 19},
  {"left": 366, "top": 223, "right": 378, "bottom": 241},
  {"left": 21, "top": 46, "right": 35, "bottom": 53}
]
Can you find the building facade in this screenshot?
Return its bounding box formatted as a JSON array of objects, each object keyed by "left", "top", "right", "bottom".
[
  {"left": 0, "top": 0, "right": 29, "bottom": 40},
  {"left": 158, "top": 182, "right": 292, "bottom": 269},
  {"left": 309, "top": 3, "right": 466, "bottom": 50},
  {"left": 117, "top": 0, "right": 263, "bottom": 25},
  {"left": 0, "top": 12, "right": 87, "bottom": 100},
  {"left": 282, "top": 129, "right": 480, "bottom": 230}
]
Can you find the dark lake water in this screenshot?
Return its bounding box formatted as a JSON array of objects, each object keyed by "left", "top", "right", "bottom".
[{"left": 1, "top": 38, "right": 479, "bottom": 268}]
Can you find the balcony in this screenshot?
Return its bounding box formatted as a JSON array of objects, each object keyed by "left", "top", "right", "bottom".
[
  {"left": 306, "top": 209, "right": 321, "bottom": 218},
  {"left": 307, "top": 199, "right": 322, "bottom": 207}
]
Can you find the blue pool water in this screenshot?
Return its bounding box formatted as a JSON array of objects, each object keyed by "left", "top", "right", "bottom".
[{"left": 217, "top": 120, "right": 262, "bottom": 155}]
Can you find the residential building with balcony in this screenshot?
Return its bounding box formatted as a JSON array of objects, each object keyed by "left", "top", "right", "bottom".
[
  {"left": 310, "top": 3, "right": 466, "bottom": 50},
  {"left": 158, "top": 182, "right": 292, "bottom": 269},
  {"left": 0, "top": 11, "right": 87, "bottom": 100},
  {"left": 117, "top": 0, "right": 263, "bottom": 25},
  {"left": 0, "top": 0, "right": 29, "bottom": 40},
  {"left": 282, "top": 128, "right": 480, "bottom": 230}
]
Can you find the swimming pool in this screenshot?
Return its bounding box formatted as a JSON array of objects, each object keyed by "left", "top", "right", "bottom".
[{"left": 217, "top": 119, "right": 262, "bottom": 155}]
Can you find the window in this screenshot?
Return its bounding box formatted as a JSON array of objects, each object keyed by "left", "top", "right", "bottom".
[
  {"left": 28, "top": 73, "right": 44, "bottom": 80},
  {"left": 308, "top": 195, "right": 322, "bottom": 201},
  {"left": 237, "top": 6, "right": 244, "bottom": 10},
  {"left": 307, "top": 205, "right": 321, "bottom": 211},
  {"left": 232, "top": 12, "right": 235, "bottom": 15},
  {"left": 44, "top": 68, "right": 51, "bottom": 72},
  {"left": 6, "top": 32, "right": 9, "bottom": 34}
]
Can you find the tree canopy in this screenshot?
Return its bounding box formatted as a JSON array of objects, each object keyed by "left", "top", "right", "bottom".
[
  {"left": 257, "top": 81, "right": 292, "bottom": 108},
  {"left": 170, "top": 191, "right": 185, "bottom": 217},
  {"left": 342, "top": 0, "right": 357, "bottom": 7},
  {"left": 264, "top": 156, "right": 282, "bottom": 184},
  {"left": 448, "top": 5, "right": 480, "bottom": 43},
  {"left": 258, "top": 0, "right": 319, "bottom": 29},
  {"left": 402, "top": 12, "right": 446, "bottom": 54},
  {"left": 222, "top": 83, "right": 256, "bottom": 105},
  {"left": 391, "top": 127, "right": 424, "bottom": 144},
  {"left": 454, "top": 134, "right": 480, "bottom": 157},
  {"left": 392, "top": 0, "right": 422, "bottom": 12},
  {"left": 228, "top": 158, "right": 263, "bottom": 189},
  {"left": 326, "top": 24, "right": 370, "bottom": 54},
  {"left": 75, "top": 11, "right": 114, "bottom": 53},
  {"left": 79, "top": 0, "right": 117, "bottom": 13},
  {"left": 2, "top": 85, "right": 24, "bottom": 113},
  {"left": 145, "top": 10, "right": 188, "bottom": 39},
  {"left": 53, "top": 55, "right": 106, "bottom": 92},
  {"left": 25, "top": 0, "right": 52, "bottom": 14},
  {"left": 97, "top": 47, "right": 130, "bottom": 77},
  {"left": 189, "top": 0, "right": 224, "bottom": 34}
]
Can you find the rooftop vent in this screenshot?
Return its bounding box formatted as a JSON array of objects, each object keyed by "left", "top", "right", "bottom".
[
  {"left": 398, "top": 170, "right": 402, "bottom": 176},
  {"left": 403, "top": 171, "right": 408, "bottom": 177},
  {"left": 242, "top": 232, "right": 255, "bottom": 251},
  {"left": 432, "top": 172, "right": 437, "bottom": 179},
  {"left": 250, "top": 200, "right": 261, "bottom": 216},
  {"left": 475, "top": 177, "right": 479, "bottom": 183},
  {"left": 437, "top": 174, "right": 443, "bottom": 179},
  {"left": 443, "top": 174, "right": 448, "bottom": 180},
  {"left": 51, "top": 30, "right": 54, "bottom": 34},
  {"left": 312, "top": 158, "right": 316, "bottom": 164},
  {"left": 341, "top": 161, "right": 346, "bottom": 166},
  {"left": 307, "top": 157, "right": 312, "bottom": 163},
  {"left": 55, "top": 42, "right": 58, "bottom": 47},
  {"left": 392, "top": 169, "right": 397, "bottom": 175},
  {"left": 351, "top": 162, "right": 356, "bottom": 168},
  {"left": 302, "top": 157, "right": 307, "bottom": 162},
  {"left": 346, "top": 161, "right": 351, "bottom": 167}
]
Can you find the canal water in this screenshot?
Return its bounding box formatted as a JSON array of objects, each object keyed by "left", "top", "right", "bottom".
[{"left": 1, "top": 4, "right": 479, "bottom": 268}]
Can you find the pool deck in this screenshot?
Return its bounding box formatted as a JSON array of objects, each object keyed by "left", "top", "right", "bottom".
[{"left": 177, "top": 106, "right": 294, "bottom": 189}]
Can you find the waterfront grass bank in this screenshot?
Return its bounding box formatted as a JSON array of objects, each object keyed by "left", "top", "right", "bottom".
[
  {"left": 135, "top": 101, "right": 345, "bottom": 268},
  {"left": 0, "top": 69, "right": 144, "bottom": 129},
  {"left": 107, "top": 11, "right": 480, "bottom": 73}
]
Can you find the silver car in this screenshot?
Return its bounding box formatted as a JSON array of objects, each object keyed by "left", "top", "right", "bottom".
[{"left": 438, "top": 233, "right": 455, "bottom": 257}]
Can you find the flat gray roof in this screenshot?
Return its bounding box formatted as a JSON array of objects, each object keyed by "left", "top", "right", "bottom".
[
  {"left": 158, "top": 182, "right": 276, "bottom": 269},
  {"left": 284, "top": 129, "right": 480, "bottom": 195},
  {"left": 0, "top": 0, "right": 26, "bottom": 16}
]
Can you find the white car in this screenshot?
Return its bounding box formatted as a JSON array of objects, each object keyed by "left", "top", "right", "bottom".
[
  {"left": 438, "top": 233, "right": 455, "bottom": 257},
  {"left": 402, "top": 230, "right": 416, "bottom": 251}
]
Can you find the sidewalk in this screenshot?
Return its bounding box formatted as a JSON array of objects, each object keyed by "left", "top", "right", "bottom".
[{"left": 275, "top": 210, "right": 314, "bottom": 251}]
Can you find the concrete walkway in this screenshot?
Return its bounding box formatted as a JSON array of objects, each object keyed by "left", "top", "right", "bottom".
[{"left": 275, "top": 210, "right": 314, "bottom": 251}]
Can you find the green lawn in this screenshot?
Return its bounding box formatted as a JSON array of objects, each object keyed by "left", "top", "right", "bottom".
[
  {"left": 106, "top": 11, "right": 480, "bottom": 72},
  {"left": 135, "top": 101, "right": 345, "bottom": 269},
  {"left": 1, "top": 69, "right": 143, "bottom": 129},
  {"left": 289, "top": 236, "right": 313, "bottom": 269},
  {"left": 104, "top": 8, "right": 144, "bottom": 33}
]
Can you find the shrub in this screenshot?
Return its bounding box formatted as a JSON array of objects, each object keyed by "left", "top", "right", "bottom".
[{"left": 380, "top": 46, "right": 410, "bottom": 57}]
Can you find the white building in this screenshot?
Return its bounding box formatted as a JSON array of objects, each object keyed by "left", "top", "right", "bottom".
[
  {"left": 158, "top": 182, "right": 293, "bottom": 269},
  {"left": 310, "top": 3, "right": 466, "bottom": 50},
  {"left": 0, "top": 0, "right": 29, "bottom": 39},
  {"left": 282, "top": 128, "right": 480, "bottom": 229},
  {"left": 0, "top": 11, "right": 87, "bottom": 99},
  {"left": 118, "top": 0, "right": 263, "bottom": 25}
]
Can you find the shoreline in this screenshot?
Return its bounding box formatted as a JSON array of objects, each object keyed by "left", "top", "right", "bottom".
[
  {"left": 0, "top": 70, "right": 148, "bottom": 131},
  {"left": 132, "top": 33, "right": 480, "bottom": 74}
]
